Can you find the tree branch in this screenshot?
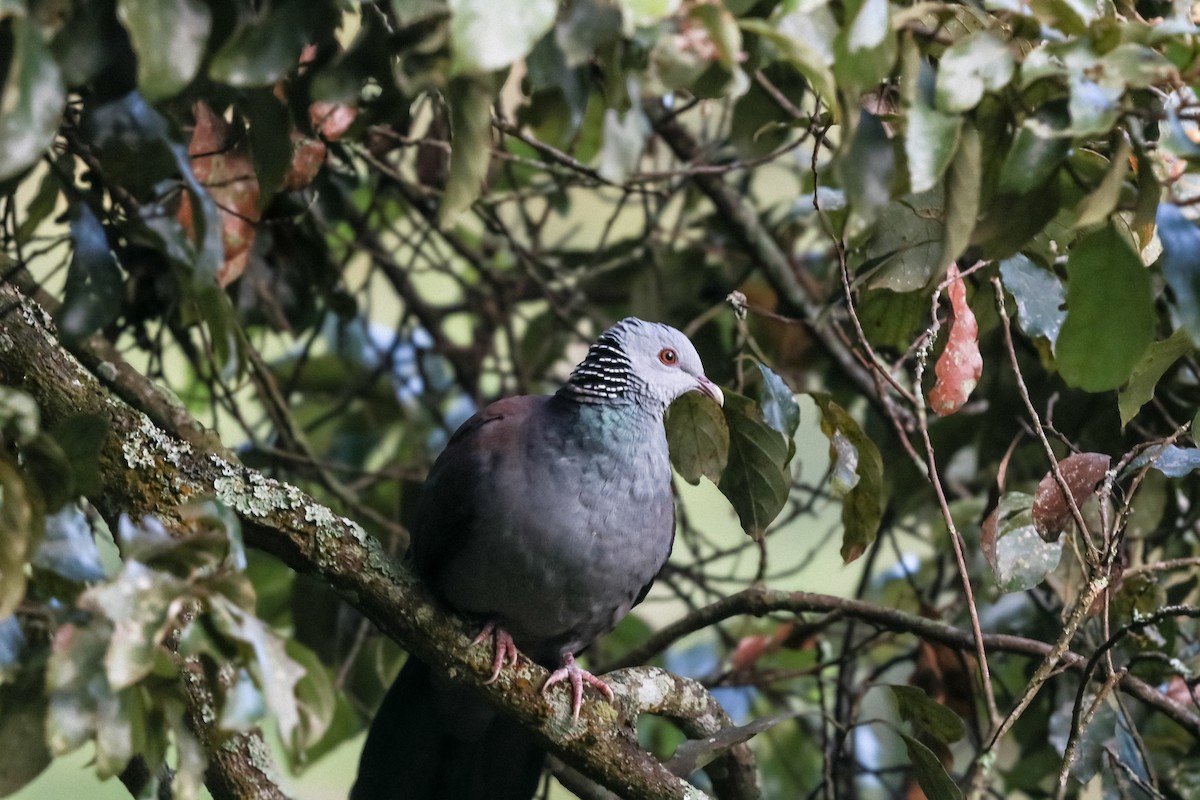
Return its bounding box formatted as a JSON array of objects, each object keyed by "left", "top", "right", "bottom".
[
  {"left": 0, "top": 283, "right": 752, "bottom": 800},
  {"left": 603, "top": 585, "right": 1200, "bottom": 739}
]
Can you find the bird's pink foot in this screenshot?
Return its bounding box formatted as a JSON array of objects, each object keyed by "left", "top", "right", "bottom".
[
  {"left": 541, "top": 653, "right": 615, "bottom": 720},
  {"left": 471, "top": 622, "right": 521, "bottom": 684}
]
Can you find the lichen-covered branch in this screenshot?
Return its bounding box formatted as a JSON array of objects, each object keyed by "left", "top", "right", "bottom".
[{"left": 0, "top": 284, "right": 748, "bottom": 800}]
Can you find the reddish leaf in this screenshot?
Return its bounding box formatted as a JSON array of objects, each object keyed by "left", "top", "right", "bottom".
[
  {"left": 979, "top": 504, "right": 999, "bottom": 570},
  {"left": 1032, "top": 452, "right": 1111, "bottom": 541},
  {"left": 180, "top": 102, "right": 261, "bottom": 287},
  {"left": 730, "top": 622, "right": 800, "bottom": 672},
  {"left": 310, "top": 101, "right": 358, "bottom": 141},
  {"left": 282, "top": 133, "right": 327, "bottom": 190},
  {"left": 730, "top": 634, "right": 769, "bottom": 672},
  {"left": 928, "top": 264, "right": 983, "bottom": 416}
]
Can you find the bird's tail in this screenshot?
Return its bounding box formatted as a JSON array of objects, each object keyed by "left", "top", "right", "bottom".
[{"left": 350, "top": 656, "right": 545, "bottom": 800}]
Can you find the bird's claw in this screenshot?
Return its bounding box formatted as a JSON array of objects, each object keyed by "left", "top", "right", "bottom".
[
  {"left": 541, "top": 653, "right": 614, "bottom": 721},
  {"left": 472, "top": 622, "right": 520, "bottom": 684}
]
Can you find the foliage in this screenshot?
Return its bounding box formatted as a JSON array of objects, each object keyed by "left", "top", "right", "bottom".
[{"left": 2, "top": 0, "right": 1200, "bottom": 797}]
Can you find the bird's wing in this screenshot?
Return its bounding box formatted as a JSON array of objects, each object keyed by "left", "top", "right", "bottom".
[{"left": 408, "top": 395, "right": 543, "bottom": 585}]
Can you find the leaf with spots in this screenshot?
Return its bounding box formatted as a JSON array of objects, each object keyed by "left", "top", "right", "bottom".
[
  {"left": 1032, "top": 452, "right": 1110, "bottom": 542},
  {"left": 981, "top": 492, "right": 1064, "bottom": 592},
  {"left": 928, "top": 263, "right": 982, "bottom": 416}
]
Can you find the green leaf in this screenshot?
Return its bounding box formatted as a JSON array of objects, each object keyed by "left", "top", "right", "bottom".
[
  {"left": 981, "top": 492, "right": 1064, "bottom": 591},
  {"left": 863, "top": 190, "right": 946, "bottom": 291},
  {"left": 740, "top": 13, "right": 837, "bottom": 110},
  {"left": 730, "top": 75, "right": 793, "bottom": 160},
  {"left": 0, "top": 460, "right": 38, "bottom": 621},
  {"left": 999, "top": 255, "right": 1065, "bottom": 345},
  {"left": 242, "top": 88, "right": 295, "bottom": 206},
  {"left": 1056, "top": 224, "right": 1154, "bottom": 391},
  {"left": 620, "top": 0, "right": 684, "bottom": 27},
  {"left": 0, "top": 13, "right": 66, "bottom": 182},
  {"left": 996, "top": 104, "right": 1071, "bottom": 196},
  {"left": 440, "top": 76, "right": 497, "bottom": 225},
  {"left": 811, "top": 394, "right": 884, "bottom": 563},
  {"left": 1157, "top": 204, "right": 1200, "bottom": 346},
  {"left": 209, "top": 2, "right": 327, "bottom": 87},
  {"left": 995, "top": 523, "right": 1064, "bottom": 591},
  {"left": 50, "top": 0, "right": 118, "bottom": 87},
  {"left": 1101, "top": 43, "right": 1177, "bottom": 88},
  {"left": 1118, "top": 330, "right": 1194, "bottom": 427},
  {"left": 116, "top": 0, "right": 211, "bottom": 100},
  {"left": 941, "top": 122, "right": 981, "bottom": 266},
  {"left": 557, "top": 0, "right": 623, "bottom": 67},
  {"left": 84, "top": 92, "right": 227, "bottom": 316},
  {"left": 1065, "top": 76, "right": 1121, "bottom": 137},
  {"left": 57, "top": 203, "right": 123, "bottom": 344},
  {"left": 689, "top": 3, "right": 742, "bottom": 71},
  {"left": 840, "top": 112, "right": 895, "bottom": 239},
  {"left": 755, "top": 363, "right": 800, "bottom": 440},
  {"left": 391, "top": 0, "right": 448, "bottom": 25},
  {"left": 833, "top": 0, "right": 897, "bottom": 95},
  {"left": 449, "top": 0, "right": 557, "bottom": 74},
  {"left": 283, "top": 640, "right": 337, "bottom": 764},
  {"left": 667, "top": 392, "right": 730, "bottom": 485},
  {"left": 717, "top": 392, "right": 790, "bottom": 538},
  {"left": 887, "top": 685, "right": 966, "bottom": 744},
  {"left": 934, "top": 32, "right": 1014, "bottom": 113},
  {"left": 900, "top": 732, "right": 964, "bottom": 800},
  {"left": 906, "top": 99, "right": 961, "bottom": 195},
  {"left": 1073, "top": 137, "right": 1131, "bottom": 229},
  {"left": 857, "top": 287, "right": 928, "bottom": 351}
]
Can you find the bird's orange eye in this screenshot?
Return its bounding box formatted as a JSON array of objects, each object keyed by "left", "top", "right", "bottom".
[{"left": 659, "top": 348, "right": 678, "bottom": 366}]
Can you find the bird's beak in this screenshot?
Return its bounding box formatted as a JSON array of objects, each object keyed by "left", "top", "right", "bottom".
[{"left": 695, "top": 376, "right": 724, "bottom": 407}]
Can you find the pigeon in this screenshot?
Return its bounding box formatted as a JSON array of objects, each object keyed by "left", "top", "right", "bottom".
[{"left": 351, "top": 318, "right": 723, "bottom": 800}]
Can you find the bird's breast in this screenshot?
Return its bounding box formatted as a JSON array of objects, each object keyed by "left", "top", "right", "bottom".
[{"left": 437, "top": 414, "right": 675, "bottom": 660}]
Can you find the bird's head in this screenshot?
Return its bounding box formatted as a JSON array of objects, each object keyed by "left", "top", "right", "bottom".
[{"left": 563, "top": 318, "right": 724, "bottom": 411}]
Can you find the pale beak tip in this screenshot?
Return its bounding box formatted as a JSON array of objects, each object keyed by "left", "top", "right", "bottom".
[{"left": 698, "top": 378, "right": 724, "bottom": 407}]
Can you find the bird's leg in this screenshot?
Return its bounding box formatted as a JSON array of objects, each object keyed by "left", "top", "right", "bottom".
[
  {"left": 471, "top": 621, "right": 521, "bottom": 684},
  {"left": 541, "top": 652, "right": 615, "bottom": 720}
]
